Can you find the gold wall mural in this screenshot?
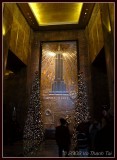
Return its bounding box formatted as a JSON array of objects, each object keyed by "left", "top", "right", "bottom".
[{"left": 40, "top": 41, "right": 78, "bottom": 130}]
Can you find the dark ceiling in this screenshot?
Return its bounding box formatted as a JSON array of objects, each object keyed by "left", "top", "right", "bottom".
[{"left": 17, "top": 3, "right": 95, "bottom": 31}]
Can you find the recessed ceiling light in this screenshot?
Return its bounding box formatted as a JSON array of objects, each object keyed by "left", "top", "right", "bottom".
[
  {"left": 86, "top": 8, "right": 88, "bottom": 10},
  {"left": 85, "top": 12, "right": 87, "bottom": 15}
]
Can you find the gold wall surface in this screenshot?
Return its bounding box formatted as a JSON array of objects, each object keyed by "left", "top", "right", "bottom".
[
  {"left": 3, "top": 4, "right": 13, "bottom": 75},
  {"left": 108, "top": 3, "right": 114, "bottom": 36},
  {"left": 86, "top": 3, "right": 104, "bottom": 63},
  {"left": 28, "top": 30, "right": 90, "bottom": 128},
  {"left": 99, "top": 3, "right": 114, "bottom": 113},
  {"left": 3, "top": 3, "right": 31, "bottom": 65},
  {"left": 3, "top": 4, "right": 13, "bottom": 37},
  {"left": 85, "top": 4, "right": 103, "bottom": 115},
  {"left": 29, "top": 30, "right": 89, "bottom": 93},
  {"left": 41, "top": 42, "right": 78, "bottom": 93},
  {"left": 40, "top": 42, "right": 78, "bottom": 129},
  {"left": 86, "top": 3, "right": 114, "bottom": 114},
  {"left": 3, "top": 3, "right": 32, "bottom": 142}
]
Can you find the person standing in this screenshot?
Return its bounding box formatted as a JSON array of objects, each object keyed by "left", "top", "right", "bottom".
[{"left": 55, "top": 118, "right": 71, "bottom": 157}]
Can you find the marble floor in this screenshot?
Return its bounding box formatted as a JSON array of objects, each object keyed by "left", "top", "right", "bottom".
[
  {"left": 3, "top": 139, "right": 59, "bottom": 158},
  {"left": 26, "top": 139, "right": 59, "bottom": 157}
]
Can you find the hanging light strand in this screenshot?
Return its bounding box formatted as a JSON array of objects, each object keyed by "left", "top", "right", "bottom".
[
  {"left": 72, "top": 72, "right": 90, "bottom": 148},
  {"left": 23, "top": 71, "right": 44, "bottom": 156}
]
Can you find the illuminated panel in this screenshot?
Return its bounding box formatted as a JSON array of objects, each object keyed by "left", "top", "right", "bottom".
[
  {"left": 2, "top": 24, "right": 6, "bottom": 36},
  {"left": 28, "top": 3, "right": 83, "bottom": 26},
  {"left": 40, "top": 42, "right": 78, "bottom": 129},
  {"left": 40, "top": 42, "right": 78, "bottom": 93}
]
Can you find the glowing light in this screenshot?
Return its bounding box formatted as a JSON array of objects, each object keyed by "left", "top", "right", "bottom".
[
  {"left": 5, "top": 70, "right": 14, "bottom": 76},
  {"left": 28, "top": 3, "right": 83, "bottom": 26},
  {"left": 103, "top": 21, "right": 111, "bottom": 32},
  {"left": 108, "top": 21, "right": 111, "bottom": 32},
  {"left": 47, "top": 51, "right": 56, "bottom": 57},
  {"left": 63, "top": 53, "right": 67, "bottom": 57},
  {"left": 2, "top": 25, "right": 6, "bottom": 36}
]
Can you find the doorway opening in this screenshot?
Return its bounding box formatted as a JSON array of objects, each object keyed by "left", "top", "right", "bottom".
[
  {"left": 3, "top": 49, "right": 27, "bottom": 145},
  {"left": 91, "top": 47, "right": 110, "bottom": 120}
]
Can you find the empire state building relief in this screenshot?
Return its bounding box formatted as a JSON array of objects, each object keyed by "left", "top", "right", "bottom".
[{"left": 40, "top": 41, "right": 78, "bottom": 130}]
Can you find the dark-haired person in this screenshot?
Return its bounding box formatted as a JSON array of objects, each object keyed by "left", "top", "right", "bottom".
[{"left": 55, "top": 118, "right": 71, "bottom": 157}]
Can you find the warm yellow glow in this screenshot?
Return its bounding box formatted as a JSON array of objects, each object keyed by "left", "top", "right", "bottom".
[
  {"left": 47, "top": 51, "right": 56, "bottom": 57},
  {"left": 2, "top": 25, "right": 6, "bottom": 36},
  {"left": 28, "top": 3, "right": 83, "bottom": 26},
  {"left": 63, "top": 53, "right": 68, "bottom": 57},
  {"left": 108, "top": 21, "right": 111, "bottom": 32},
  {"left": 103, "top": 21, "right": 111, "bottom": 32},
  {"left": 5, "top": 70, "right": 14, "bottom": 76}
]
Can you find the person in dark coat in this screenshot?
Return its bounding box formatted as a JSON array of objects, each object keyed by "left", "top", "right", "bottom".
[{"left": 55, "top": 118, "right": 71, "bottom": 157}]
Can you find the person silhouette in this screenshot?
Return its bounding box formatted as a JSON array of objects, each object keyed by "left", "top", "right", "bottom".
[{"left": 55, "top": 118, "right": 71, "bottom": 157}]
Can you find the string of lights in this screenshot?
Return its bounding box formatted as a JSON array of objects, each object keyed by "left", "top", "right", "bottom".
[
  {"left": 23, "top": 71, "right": 44, "bottom": 156},
  {"left": 72, "top": 72, "right": 89, "bottom": 149}
]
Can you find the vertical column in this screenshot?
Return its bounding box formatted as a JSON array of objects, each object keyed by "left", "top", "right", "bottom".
[{"left": 100, "top": 3, "right": 114, "bottom": 114}]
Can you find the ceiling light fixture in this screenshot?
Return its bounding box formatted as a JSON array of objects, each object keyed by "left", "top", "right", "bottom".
[{"left": 28, "top": 3, "right": 83, "bottom": 26}]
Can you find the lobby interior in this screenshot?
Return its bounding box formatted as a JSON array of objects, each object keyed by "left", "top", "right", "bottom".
[{"left": 3, "top": 2, "right": 114, "bottom": 158}]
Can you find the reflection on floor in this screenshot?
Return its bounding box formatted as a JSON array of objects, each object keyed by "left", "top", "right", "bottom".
[{"left": 3, "top": 139, "right": 59, "bottom": 157}]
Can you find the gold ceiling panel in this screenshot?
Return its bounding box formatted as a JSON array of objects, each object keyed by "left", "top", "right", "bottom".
[{"left": 28, "top": 3, "right": 83, "bottom": 26}]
